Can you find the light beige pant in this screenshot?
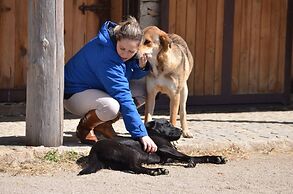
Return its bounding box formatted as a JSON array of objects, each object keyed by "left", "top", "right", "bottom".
[{"left": 64, "top": 78, "right": 146, "bottom": 121}]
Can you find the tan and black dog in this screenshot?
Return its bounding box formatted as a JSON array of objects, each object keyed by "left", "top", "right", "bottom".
[{"left": 138, "top": 26, "right": 194, "bottom": 138}]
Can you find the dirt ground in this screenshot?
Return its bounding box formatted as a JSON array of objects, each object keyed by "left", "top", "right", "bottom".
[
  {"left": 0, "top": 103, "right": 292, "bottom": 193},
  {"left": 0, "top": 152, "right": 292, "bottom": 194}
]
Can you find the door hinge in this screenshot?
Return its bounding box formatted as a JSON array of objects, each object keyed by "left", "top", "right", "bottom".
[{"left": 78, "top": 2, "right": 107, "bottom": 15}]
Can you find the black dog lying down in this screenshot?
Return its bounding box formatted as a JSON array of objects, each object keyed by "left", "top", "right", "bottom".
[{"left": 79, "top": 119, "right": 226, "bottom": 176}]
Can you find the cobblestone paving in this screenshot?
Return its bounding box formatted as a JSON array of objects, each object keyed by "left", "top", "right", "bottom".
[{"left": 1, "top": 107, "right": 292, "bottom": 155}]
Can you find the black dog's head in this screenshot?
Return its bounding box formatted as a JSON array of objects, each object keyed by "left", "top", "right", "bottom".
[{"left": 145, "top": 119, "right": 182, "bottom": 141}]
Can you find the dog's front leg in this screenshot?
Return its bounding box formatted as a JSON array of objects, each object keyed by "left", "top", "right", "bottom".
[
  {"left": 144, "top": 80, "right": 157, "bottom": 123},
  {"left": 180, "top": 84, "right": 192, "bottom": 138},
  {"left": 169, "top": 93, "right": 180, "bottom": 126},
  {"left": 191, "top": 156, "right": 227, "bottom": 165},
  {"left": 157, "top": 145, "right": 192, "bottom": 164},
  {"left": 129, "top": 163, "right": 169, "bottom": 176}
]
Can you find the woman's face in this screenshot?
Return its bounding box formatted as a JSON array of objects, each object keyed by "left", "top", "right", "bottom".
[{"left": 116, "top": 39, "right": 140, "bottom": 62}]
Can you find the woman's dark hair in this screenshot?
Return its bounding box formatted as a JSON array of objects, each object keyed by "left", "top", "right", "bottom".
[{"left": 113, "top": 16, "right": 142, "bottom": 41}]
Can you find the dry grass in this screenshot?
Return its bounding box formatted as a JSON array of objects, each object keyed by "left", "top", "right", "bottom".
[
  {"left": 177, "top": 144, "right": 250, "bottom": 161},
  {"left": 0, "top": 149, "right": 88, "bottom": 176},
  {"left": 0, "top": 145, "right": 254, "bottom": 176}
]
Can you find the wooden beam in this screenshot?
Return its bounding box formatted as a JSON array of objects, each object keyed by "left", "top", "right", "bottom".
[{"left": 26, "top": 0, "right": 64, "bottom": 146}]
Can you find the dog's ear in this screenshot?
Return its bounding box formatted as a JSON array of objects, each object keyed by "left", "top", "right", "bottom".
[
  {"left": 145, "top": 120, "right": 156, "bottom": 130},
  {"left": 159, "top": 34, "right": 172, "bottom": 51}
]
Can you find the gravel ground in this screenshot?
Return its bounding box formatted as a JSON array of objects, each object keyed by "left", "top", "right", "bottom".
[
  {"left": 0, "top": 153, "right": 292, "bottom": 194},
  {"left": 0, "top": 103, "right": 293, "bottom": 193}
]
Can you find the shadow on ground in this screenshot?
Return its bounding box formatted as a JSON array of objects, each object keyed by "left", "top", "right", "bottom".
[
  {"left": 0, "top": 132, "right": 88, "bottom": 147},
  {"left": 1, "top": 101, "right": 293, "bottom": 122},
  {"left": 0, "top": 132, "right": 129, "bottom": 147}
]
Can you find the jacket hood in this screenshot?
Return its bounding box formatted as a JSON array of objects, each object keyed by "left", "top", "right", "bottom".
[{"left": 96, "top": 21, "right": 117, "bottom": 48}]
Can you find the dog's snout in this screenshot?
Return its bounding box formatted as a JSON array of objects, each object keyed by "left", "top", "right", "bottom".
[
  {"left": 136, "top": 51, "right": 143, "bottom": 58},
  {"left": 171, "top": 128, "right": 182, "bottom": 136},
  {"left": 173, "top": 129, "right": 182, "bottom": 136}
]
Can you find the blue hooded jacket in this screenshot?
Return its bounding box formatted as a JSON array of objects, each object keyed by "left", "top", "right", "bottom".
[{"left": 64, "top": 21, "right": 149, "bottom": 138}]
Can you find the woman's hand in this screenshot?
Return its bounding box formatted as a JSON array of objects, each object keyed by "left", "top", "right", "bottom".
[
  {"left": 139, "top": 136, "right": 157, "bottom": 153},
  {"left": 139, "top": 54, "right": 148, "bottom": 69}
]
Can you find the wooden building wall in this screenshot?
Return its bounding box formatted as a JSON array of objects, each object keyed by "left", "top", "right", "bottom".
[
  {"left": 0, "top": 0, "right": 122, "bottom": 101},
  {"left": 0, "top": 0, "right": 292, "bottom": 104},
  {"left": 64, "top": 0, "right": 123, "bottom": 63},
  {"left": 166, "top": 0, "right": 292, "bottom": 104},
  {"left": 169, "top": 0, "right": 225, "bottom": 97},
  {"left": 0, "top": 0, "right": 28, "bottom": 90},
  {"left": 231, "top": 0, "right": 287, "bottom": 95}
]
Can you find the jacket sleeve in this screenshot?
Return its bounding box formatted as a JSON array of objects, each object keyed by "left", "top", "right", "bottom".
[
  {"left": 95, "top": 57, "right": 148, "bottom": 138},
  {"left": 126, "top": 59, "right": 151, "bottom": 80}
]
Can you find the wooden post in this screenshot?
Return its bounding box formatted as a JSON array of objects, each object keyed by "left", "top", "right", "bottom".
[{"left": 26, "top": 0, "right": 64, "bottom": 146}]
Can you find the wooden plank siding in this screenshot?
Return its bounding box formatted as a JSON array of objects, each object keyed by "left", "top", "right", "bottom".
[
  {"left": 0, "top": 0, "right": 27, "bottom": 89},
  {"left": 166, "top": 0, "right": 290, "bottom": 103},
  {"left": 232, "top": 0, "right": 288, "bottom": 95},
  {"left": 64, "top": 0, "right": 108, "bottom": 63},
  {"left": 185, "top": 0, "right": 196, "bottom": 96},
  {"left": 0, "top": 0, "right": 14, "bottom": 89},
  {"left": 64, "top": 0, "right": 123, "bottom": 63},
  {"left": 0, "top": 0, "right": 292, "bottom": 104},
  {"left": 0, "top": 0, "right": 122, "bottom": 101},
  {"left": 168, "top": 0, "right": 224, "bottom": 96},
  {"left": 64, "top": 0, "right": 96, "bottom": 63},
  {"left": 111, "top": 0, "right": 123, "bottom": 23},
  {"left": 14, "top": 0, "right": 28, "bottom": 89}
]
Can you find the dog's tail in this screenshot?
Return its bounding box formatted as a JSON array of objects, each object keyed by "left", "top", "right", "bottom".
[
  {"left": 77, "top": 153, "right": 103, "bottom": 176},
  {"left": 169, "top": 33, "right": 194, "bottom": 74},
  {"left": 78, "top": 164, "right": 100, "bottom": 176}
]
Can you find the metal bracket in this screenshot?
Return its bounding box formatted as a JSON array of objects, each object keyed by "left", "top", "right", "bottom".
[{"left": 78, "top": 2, "right": 107, "bottom": 15}]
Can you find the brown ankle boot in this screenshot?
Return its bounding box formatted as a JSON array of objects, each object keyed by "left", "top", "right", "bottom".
[
  {"left": 76, "top": 110, "right": 103, "bottom": 144},
  {"left": 93, "top": 114, "right": 120, "bottom": 138}
]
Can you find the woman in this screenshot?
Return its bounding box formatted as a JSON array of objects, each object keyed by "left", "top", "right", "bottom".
[{"left": 64, "top": 16, "right": 157, "bottom": 153}]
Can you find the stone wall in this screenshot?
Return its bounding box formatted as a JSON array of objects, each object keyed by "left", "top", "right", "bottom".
[{"left": 138, "top": 0, "right": 160, "bottom": 28}]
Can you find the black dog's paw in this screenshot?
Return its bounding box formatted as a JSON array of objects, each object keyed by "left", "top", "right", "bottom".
[
  {"left": 150, "top": 168, "right": 169, "bottom": 176},
  {"left": 210, "top": 156, "right": 227, "bottom": 164},
  {"left": 185, "top": 160, "right": 196, "bottom": 168}
]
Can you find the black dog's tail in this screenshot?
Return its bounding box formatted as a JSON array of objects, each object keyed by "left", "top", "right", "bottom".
[
  {"left": 78, "top": 164, "right": 100, "bottom": 176},
  {"left": 78, "top": 153, "right": 103, "bottom": 176}
]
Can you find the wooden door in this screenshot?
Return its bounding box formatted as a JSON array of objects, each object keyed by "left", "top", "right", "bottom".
[
  {"left": 0, "top": 0, "right": 122, "bottom": 102},
  {"left": 64, "top": 0, "right": 111, "bottom": 63},
  {"left": 168, "top": 0, "right": 224, "bottom": 97},
  {"left": 232, "top": 0, "right": 288, "bottom": 95},
  {"left": 166, "top": 0, "right": 292, "bottom": 105},
  {"left": 0, "top": 0, "right": 28, "bottom": 91}
]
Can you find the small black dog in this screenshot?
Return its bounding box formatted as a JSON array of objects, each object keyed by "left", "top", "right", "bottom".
[{"left": 78, "top": 119, "right": 226, "bottom": 176}]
